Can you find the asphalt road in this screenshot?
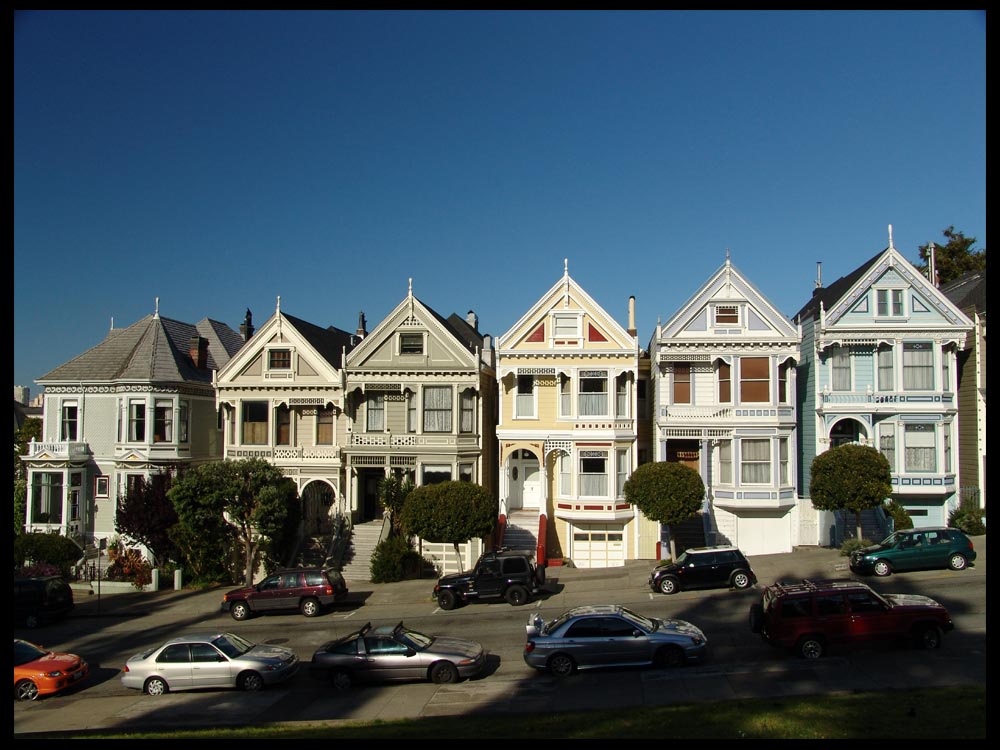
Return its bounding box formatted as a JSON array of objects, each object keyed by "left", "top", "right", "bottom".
[{"left": 13, "top": 538, "right": 986, "bottom": 735}]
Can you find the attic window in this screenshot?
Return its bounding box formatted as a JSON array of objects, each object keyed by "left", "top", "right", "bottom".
[
  {"left": 269, "top": 349, "right": 291, "bottom": 369},
  {"left": 715, "top": 305, "right": 739, "bottom": 325},
  {"left": 400, "top": 333, "right": 423, "bottom": 355}
]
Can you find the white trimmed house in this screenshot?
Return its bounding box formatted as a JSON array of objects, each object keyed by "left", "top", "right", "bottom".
[
  {"left": 793, "top": 229, "right": 974, "bottom": 536},
  {"left": 650, "top": 255, "right": 802, "bottom": 555}
]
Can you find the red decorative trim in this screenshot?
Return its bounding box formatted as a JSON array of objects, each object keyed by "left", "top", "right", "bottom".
[
  {"left": 583, "top": 505, "right": 604, "bottom": 510},
  {"left": 526, "top": 324, "right": 545, "bottom": 342},
  {"left": 588, "top": 323, "right": 608, "bottom": 342}
]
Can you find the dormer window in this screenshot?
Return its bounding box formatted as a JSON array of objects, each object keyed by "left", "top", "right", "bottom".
[
  {"left": 876, "top": 289, "right": 905, "bottom": 317},
  {"left": 715, "top": 305, "right": 739, "bottom": 325},
  {"left": 552, "top": 313, "right": 580, "bottom": 341},
  {"left": 400, "top": 333, "right": 424, "bottom": 355},
  {"left": 268, "top": 349, "right": 291, "bottom": 369}
]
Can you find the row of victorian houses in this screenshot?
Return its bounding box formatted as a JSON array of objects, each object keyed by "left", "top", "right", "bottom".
[{"left": 21, "top": 229, "right": 986, "bottom": 573}]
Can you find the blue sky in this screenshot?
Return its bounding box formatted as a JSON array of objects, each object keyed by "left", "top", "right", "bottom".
[{"left": 14, "top": 10, "right": 986, "bottom": 392}]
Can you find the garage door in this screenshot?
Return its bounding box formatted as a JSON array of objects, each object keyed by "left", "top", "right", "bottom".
[
  {"left": 571, "top": 524, "right": 625, "bottom": 568},
  {"left": 736, "top": 513, "right": 792, "bottom": 556}
]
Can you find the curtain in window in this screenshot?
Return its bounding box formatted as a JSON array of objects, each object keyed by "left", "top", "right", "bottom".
[
  {"left": 718, "top": 362, "right": 731, "bottom": 403},
  {"left": 739, "top": 357, "right": 769, "bottom": 402},
  {"left": 579, "top": 375, "right": 608, "bottom": 416},
  {"left": 317, "top": 407, "right": 334, "bottom": 444},
  {"left": 560, "top": 375, "right": 572, "bottom": 416},
  {"left": 242, "top": 402, "right": 268, "bottom": 444},
  {"left": 616, "top": 375, "right": 628, "bottom": 417},
  {"left": 879, "top": 424, "right": 896, "bottom": 471},
  {"left": 719, "top": 440, "right": 732, "bottom": 484},
  {"left": 616, "top": 450, "right": 628, "bottom": 497},
  {"left": 740, "top": 439, "right": 771, "bottom": 484},
  {"left": 559, "top": 454, "right": 571, "bottom": 496},
  {"left": 903, "top": 343, "right": 933, "bottom": 390},
  {"left": 673, "top": 364, "right": 691, "bottom": 404},
  {"left": 905, "top": 424, "right": 936, "bottom": 472},
  {"left": 423, "top": 387, "right": 452, "bottom": 432},
  {"left": 779, "top": 438, "right": 789, "bottom": 485},
  {"left": 460, "top": 390, "right": 475, "bottom": 433},
  {"left": 366, "top": 395, "right": 384, "bottom": 432},
  {"left": 831, "top": 347, "right": 851, "bottom": 391},
  {"left": 878, "top": 346, "right": 894, "bottom": 391},
  {"left": 579, "top": 457, "right": 608, "bottom": 497}
]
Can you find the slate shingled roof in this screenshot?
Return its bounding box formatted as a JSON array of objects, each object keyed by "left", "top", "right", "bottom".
[
  {"left": 281, "top": 313, "right": 359, "bottom": 368},
  {"left": 793, "top": 249, "right": 884, "bottom": 324},
  {"left": 37, "top": 314, "right": 246, "bottom": 385},
  {"left": 940, "top": 270, "right": 986, "bottom": 313}
]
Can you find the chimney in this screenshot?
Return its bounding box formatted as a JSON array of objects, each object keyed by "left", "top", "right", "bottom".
[
  {"left": 627, "top": 296, "right": 636, "bottom": 336},
  {"left": 466, "top": 310, "right": 479, "bottom": 330},
  {"left": 189, "top": 336, "right": 209, "bottom": 369},
  {"left": 240, "top": 309, "right": 255, "bottom": 342},
  {"left": 356, "top": 311, "right": 367, "bottom": 339}
]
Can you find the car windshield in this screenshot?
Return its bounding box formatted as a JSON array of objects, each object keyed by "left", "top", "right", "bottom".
[
  {"left": 14, "top": 640, "right": 47, "bottom": 666},
  {"left": 673, "top": 551, "right": 690, "bottom": 565},
  {"left": 396, "top": 628, "right": 433, "bottom": 650},
  {"left": 880, "top": 532, "right": 902, "bottom": 546},
  {"left": 212, "top": 633, "right": 254, "bottom": 658},
  {"left": 618, "top": 607, "right": 656, "bottom": 632}
]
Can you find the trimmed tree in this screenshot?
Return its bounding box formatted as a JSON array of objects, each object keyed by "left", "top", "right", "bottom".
[
  {"left": 623, "top": 462, "right": 704, "bottom": 561},
  {"left": 379, "top": 473, "right": 415, "bottom": 535},
  {"left": 400, "top": 480, "right": 497, "bottom": 572},
  {"left": 810, "top": 444, "right": 892, "bottom": 543}
]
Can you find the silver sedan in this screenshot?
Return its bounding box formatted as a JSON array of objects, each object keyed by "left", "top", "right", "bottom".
[
  {"left": 120, "top": 631, "right": 299, "bottom": 695},
  {"left": 523, "top": 604, "right": 708, "bottom": 676}
]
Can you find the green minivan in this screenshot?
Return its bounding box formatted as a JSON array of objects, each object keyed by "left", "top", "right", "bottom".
[{"left": 849, "top": 527, "right": 977, "bottom": 577}]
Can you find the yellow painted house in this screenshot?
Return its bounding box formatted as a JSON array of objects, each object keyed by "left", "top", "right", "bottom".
[{"left": 496, "top": 261, "right": 654, "bottom": 568}]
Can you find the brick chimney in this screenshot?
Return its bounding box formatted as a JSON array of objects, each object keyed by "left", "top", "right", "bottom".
[
  {"left": 189, "top": 336, "right": 209, "bottom": 369},
  {"left": 240, "top": 309, "right": 255, "bottom": 342}
]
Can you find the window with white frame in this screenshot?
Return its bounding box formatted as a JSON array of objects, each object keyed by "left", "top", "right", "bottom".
[
  {"left": 740, "top": 439, "right": 771, "bottom": 484},
  {"left": 179, "top": 401, "right": 189, "bottom": 443},
  {"left": 903, "top": 343, "right": 933, "bottom": 390},
  {"left": 129, "top": 400, "right": 146, "bottom": 442},
  {"left": 459, "top": 463, "right": 474, "bottom": 482},
  {"left": 616, "top": 374, "right": 629, "bottom": 417},
  {"left": 878, "top": 345, "right": 894, "bottom": 391},
  {"left": 715, "top": 305, "right": 739, "bottom": 325},
  {"left": 779, "top": 438, "right": 789, "bottom": 485},
  {"left": 61, "top": 402, "right": 78, "bottom": 441},
  {"left": 830, "top": 346, "right": 851, "bottom": 391},
  {"left": 552, "top": 313, "right": 580, "bottom": 339},
  {"left": 558, "top": 453, "right": 571, "bottom": 496},
  {"left": 941, "top": 350, "right": 951, "bottom": 392},
  {"left": 559, "top": 374, "right": 572, "bottom": 417},
  {"left": 399, "top": 332, "right": 423, "bottom": 355},
  {"left": 739, "top": 357, "right": 770, "bottom": 403},
  {"left": 876, "top": 289, "right": 904, "bottom": 317},
  {"left": 879, "top": 423, "right": 896, "bottom": 471},
  {"left": 268, "top": 349, "right": 291, "bottom": 370},
  {"left": 242, "top": 401, "right": 268, "bottom": 445},
  {"left": 366, "top": 394, "right": 384, "bottom": 432},
  {"left": 406, "top": 392, "right": 417, "bottom": 432},
  {"left": 944, "top": 428, "right": 952, "bottom": 473},
  {"left": 460, "top": 389, "right": 475, "bottom": 433},
  {"left": 423, "top": 386, "right": 452, "bottom": 432},
  {"left": 422, "top": 464, "right": 452, "bottom": 485},
  {"left": 31, "top": 472, "right": 63, "bottom": 524},
  {"left": 673, "top": 363, "right": 691, "bottom": 404},
  {"left": 719, "top": 440, "right": 733, "bottom": 484},
  {"left": 579, "top": 451, "right": 608, "bottom": 497},
  {"left": 317, "top": 407, "right": 335, "bottom": 444},
  {"left": 515, "top": 375, "right": 535, "bottom": 418},
  {"left": 276, "top": 404, "right": 291, "bottom": 445},
  {"left": 153, "top": 400, "right": 173, "bottom": 443},
  {"left": 718, "top": 361, "right": 732, "bottom": 403},
  {"left": 69, "top": 472, "right": 81, "bottom": 522},
  {"left": 616, "top": 449, "right": 629, "bottom": 498},
  {"left": 579, "top": 371, "right": 608, "bottom": 416},
  {"left": 904, "top": 423, "right": 936, "bottom": 472},
  {"left": 778, "top": 361, "right": 791, "bottom": 404}
]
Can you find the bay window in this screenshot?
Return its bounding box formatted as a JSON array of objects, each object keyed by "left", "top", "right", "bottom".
[
  {"left": 460, "top": 389, "right": 475, "bottom": 433},
  {"left": 718, "top": 440, "right": 733, "bottom": 484},
  {"left": 423, "top": 386, "right": 452, "bottom": 432},
  {"left": 366, "top": 394, "right": 384, "bottom": 432},
  {"left": 718, "top": 362, "right": 732, "bottom": 403},
  {"left": 579, "top": 451, "right": 608, "bottom": 497},
  {"left": 740, "top": 439, "right": 771, "bottom": 484},
  {"left": 903, "top": 343, "right": 933, "bottom": 390},
  {"left": 61, "top": 402, "right": 78, "bottom": 441},
  {"left": 878, "top": 346, "right": 894, "bottom": 391},
  {"left": 129, "top": 400, "right": 146, "bottom": 442},
  {"left": 579, "top": 371, "right": 608, "bottom": 416},
  {"left": 673, "top": 364, "right": 691, "bottom": 404},
  {"left": 904, "top": 423, "right": 935, "bottom": 472},
  {"left": 153, "top": 400, "right": 173, "bottom": 443},
  {"left": 241, "top": 401, "right": 268, "bottom": 445},
  {"left": 830, "top": 346, "right": 851, "bottom": 391},
  {"left": 516, "top": 375, "right": 535, "bottom": 418},
  {"left": 739, "top": 357, "right": 770, "bottom": 403},
  {"left": 879, "top": 423, "right": 896, "bottom": 471}
]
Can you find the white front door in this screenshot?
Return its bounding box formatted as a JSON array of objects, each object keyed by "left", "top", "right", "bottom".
[{"left": 508, "top": 452, "right": 541, "bottom": 511}]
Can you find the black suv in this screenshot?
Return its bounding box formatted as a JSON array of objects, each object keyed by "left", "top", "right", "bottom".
[
  {"left": 15, "top": 576, "right": 75, "bottom": 628},
  {"left": 433, "top": 548, "right": 546, "bottom": 610},
  {"left": 648, "top": 545, "right": 757, "bottom": 595},
  {"left": 221, "top": 567, "right": 349, "bottom": 620}
]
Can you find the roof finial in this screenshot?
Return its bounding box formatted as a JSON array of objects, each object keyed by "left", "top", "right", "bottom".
[
  {"left": 564, "top": 258, "right": 568, "bottom": 276},
  {"left": 276, "top": 295, "right": 281, "bottom": 313},
  {"left": 110, "top": 316, "right": 114, "bottom": 331},
  {"left": 154, "top": 297, "right": 159, "bottom": 318},
  {"left": 408, "top": 278, "right": 413, "bottom": 297},
  {"left": 888, "top": 224, "right": 894, "bottom": 250},
  {"left": 725, "top": 247, "right": 731, "bottom": 265}
]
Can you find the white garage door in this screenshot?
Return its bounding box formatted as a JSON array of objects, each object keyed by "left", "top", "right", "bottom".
[
  {"left": 571, "top": 524, "right": 625, "bottom": 568},
  {"left": 736, "top": 513, "right": 792, "bottom": 556}
]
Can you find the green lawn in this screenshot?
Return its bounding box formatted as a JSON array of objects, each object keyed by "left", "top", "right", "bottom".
[{"left": 26, "top": 685, "right": 985, "bottom": 739}]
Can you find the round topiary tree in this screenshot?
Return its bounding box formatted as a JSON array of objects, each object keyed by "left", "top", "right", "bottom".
[
  {"left": 810, "top": 444, "right": 892, "bottom": 543},
  {"left": 623, "top": 462, "right": 704, "bottom": 561},
  {"left": 400, "top": 481, "right": 497, "bottom": 572}
]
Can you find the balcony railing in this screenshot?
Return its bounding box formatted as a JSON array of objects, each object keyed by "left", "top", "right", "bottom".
[
  {"left": 24, "top": 440, "right": 91, "bottom": 460},
  {"left": 820, "top": 390, "right": 954, "bottom": 406}
]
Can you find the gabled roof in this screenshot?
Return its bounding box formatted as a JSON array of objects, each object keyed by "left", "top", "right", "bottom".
[
  {"left": 794, "top": 250, "right": 883, "bottom": 323},
  {"left": 37, "top": 314, "right": 245, "bottom": 385},
  {"left": 281, "top": 313, "right": 359, "bottom": 368},
  {"left": 940, "top": 270, "right": 986, "bottom": 313}
]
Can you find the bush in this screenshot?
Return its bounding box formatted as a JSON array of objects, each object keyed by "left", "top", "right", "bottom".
[
  {"left": 13, "top": 532, "right": 83, "bottom": 578},
  {"left": 370, "top": 535, "right": 424, "bottom": 583},
  {"left": 106, "top": 548, "right": 154, "bottom": 589},
  {"left": 839, "top": 538, "right": 875, "bottom": 557},
  {"left": 884, "top": 500, "right": 914, "bottom": 532},
  {"left": 949, "top": 500, "right": 986, "bottom": 536}
]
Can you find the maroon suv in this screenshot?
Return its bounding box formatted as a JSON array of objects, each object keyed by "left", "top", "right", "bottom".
[
  {"left": 222, "top": 567, "right": 349, "bottom": 621},
  {"left": 749, "top": 578, "right": 954, "bottom": 659}
]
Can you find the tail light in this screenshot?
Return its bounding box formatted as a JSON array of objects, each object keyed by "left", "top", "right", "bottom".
[
  {"left": 323, "top": 585, "right": 333, "bottom": 595},
  {"left": 122, "top": 665, "right": 129, "bottom": 673},
  {"left": 524, "top": 641, "right": 535, "bottom": 653}
]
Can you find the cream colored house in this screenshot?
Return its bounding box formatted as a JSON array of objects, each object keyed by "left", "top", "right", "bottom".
[
  {"left": 214, "top": 301, "right": 360, "bottom": 535},
  {"left": 496, "top": 261, "right": 654, "bottom": 568}
]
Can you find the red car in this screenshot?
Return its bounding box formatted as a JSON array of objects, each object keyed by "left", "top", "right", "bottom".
[{"left": 14, "top": 639, "right": 89, "bottom": 701}]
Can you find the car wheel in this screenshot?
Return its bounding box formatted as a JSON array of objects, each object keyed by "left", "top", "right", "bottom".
[
  {"left": 144, "top": 677, "right": 169, "bottom": 696},
  {"left": 916, "top": 625, "right": 943, "bottom": 650},
  {"left": 505, "top": 585, "right": 529, "bottom": 606},
  {"left": 300, "top": 597, "right": 321, "bottom": 617},
  {"left": 437, "top": 589, "right": 458, "bottom": 610},
  {"left": 948, "top": 554, "right": 968, "bottom": 571},
  {"left": 658, "top": 576, "right": 679, "bottom": 595},
  {"left": 797, "top": 636, "right": 825, "bottom": 660},
  {"left": 654, "top": 645, "right": 686, "bottom": 668},
  {"left": 14, "top": 679, "right": 39, "bottom": 702},
  {"left": 329, "top": 669, "right": 353, "bottom": 691},
  {"left": 239, "top": 671, "right": 264, "bottom": 692},
  {"left": 548, "top": 653, "right": 576, "bottom": 677},
  {"left": 430, "top": 661, "right": 460, "bottom": 685},
  {"left": 873, "top": 560, "right": 892, "bottom": 577},
  {"left": 732, "top": 571, "right": 752, "bottom": 589},
  {"left": 230, "top": 601, "right": 251, "bottom": 621}
]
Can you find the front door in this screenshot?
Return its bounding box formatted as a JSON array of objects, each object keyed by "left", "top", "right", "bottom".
[{"left": 509, "top": 450, "right": 541, "bottom": 510}]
